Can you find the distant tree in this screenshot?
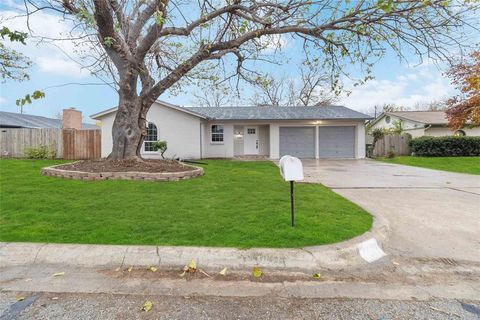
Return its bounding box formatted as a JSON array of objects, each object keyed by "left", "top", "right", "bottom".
[
  {"left": 297, "top": 59, "right": 336, "bottom": 107},
  {"left": 0, "top": 26, "right": 45, "bottom": 113},
  {"left": 445, "top": 51, "right": 480, "bottom": 129},
  {"left": 193, "top": 85, "right": 232, "bottom": 108},
  {"left": 362, "top": 104, "right": 409, "bottom": 118},
  {"left": 412, "top": 100, "right": 448, "bottom": 111},
  {"left": 251, "top": 60, "right": 336, "bottom": 107},
  {"left": 250, "top": 75, "right": 294, "bottom": 107}
]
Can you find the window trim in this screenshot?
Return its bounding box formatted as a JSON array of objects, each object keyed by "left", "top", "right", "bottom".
[
  {"left": 454, "top": 129, "right": 466, "bottom": 137},
  {"left": 143, "top": 122, "right": 158, "bottom": 153},
  {"left": 210, "top": 124, "right": 225, "bottom": 144}
]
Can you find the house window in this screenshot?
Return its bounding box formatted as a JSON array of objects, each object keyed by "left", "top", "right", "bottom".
[
  {"left": 247, "top": 128, "right": 256, "bottom": 134},
  {"left": 144, "top": 122, "right": 158, "bottom": 152},
  {"left": 454, "top": 130, "right": 466, "bottom": 136},
  {"left": 211, "top": 124, "right": 224, "bottom": 143},
  {"left": 385, "top": 116, "right": 391, "bottom": 124}
]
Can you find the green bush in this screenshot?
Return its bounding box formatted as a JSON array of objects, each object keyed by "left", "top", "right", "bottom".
[
  {"left": 24, "top": 145, "right": 56, "bottom": 159},
  {"left": 409, "top": 136, "right": 480, "bottom": 157},
  {"left": 152, "top": 140, "right": 167, "bottom": 159}
]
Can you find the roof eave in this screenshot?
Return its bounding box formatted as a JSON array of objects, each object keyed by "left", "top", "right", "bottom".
[{"left": 90, "top": 101, "right": 208, "bottom": 120}]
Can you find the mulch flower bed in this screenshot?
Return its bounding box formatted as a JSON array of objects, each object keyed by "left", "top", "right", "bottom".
[{"left": 55, "top": 159, "right": 196, "bottom": 173}]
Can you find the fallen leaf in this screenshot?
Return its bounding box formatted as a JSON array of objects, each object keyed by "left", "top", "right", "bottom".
[
  {"left": 52, "top": 272, "right": 65, "bottom": 277},
  {"left": 187, "top": 260, "right": 197, "bottom": 270},
  {"left": 115, "top": 267, "right": 121, "bottom": 272},
  {"left": 252, "top": 267, "right": 263, "bottom": 278},
  {"left": 142, "top": 300, "right": 153, "bottom": 312},
  {"left": 312, "top": 273, "right": 321, "bottom": 279},
  {"left": 219, "top": 267, "right": 228, "bottom": 276},
  {"left": 24, "top": 278, "right": 32, "bottom": 282},
  {"left": 148, "top": 266, "right": 157, "bottom": 272},
  {"left": 16, "top": 296, "right": 25, "bottom": 301},
  {"left": 52, "top": 297, "right": 59, "bottom": 300},
  {"left": 180, "top": 260, "right": 197, "bottom": 276},
  {"left": 128, "top": 266, "right": 133, "bottom": 272}
]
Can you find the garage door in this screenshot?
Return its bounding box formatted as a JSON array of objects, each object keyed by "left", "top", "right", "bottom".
[
  {"left": 318, "top": 126, "right": 355, "bottom": 158},
  {"left": 279, "top": 127, "right": 315, "bottom": 158}
]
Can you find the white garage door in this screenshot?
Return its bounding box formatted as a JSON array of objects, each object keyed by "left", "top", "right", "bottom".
[
  {"left": 279, "top": 127, "right": 315, "bottom": 158},
  {"left": 318, "top": 126, "right": 356, "bottom": 158}
]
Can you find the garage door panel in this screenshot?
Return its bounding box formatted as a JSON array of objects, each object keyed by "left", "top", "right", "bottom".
[
  {"left": 319, "top": 126, "right": 355, "bottom": 158},
  {"left": 279, "top": 127, "right": 315, "bottom": 158}
]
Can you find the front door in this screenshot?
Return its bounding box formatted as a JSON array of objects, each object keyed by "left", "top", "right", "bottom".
[{"left": 244, "top": 126, "right": 259, "bottom": 155}]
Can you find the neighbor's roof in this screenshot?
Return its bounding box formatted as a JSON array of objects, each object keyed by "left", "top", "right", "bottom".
[
  {"left": 0, "top": 111, "right": 98, "bottom": 129},
  {"left": 91, "top": 101, "right": 371, "bottom": 121},
  {"left": 387, "top": 111, "right": 448, "bottom": 125}
]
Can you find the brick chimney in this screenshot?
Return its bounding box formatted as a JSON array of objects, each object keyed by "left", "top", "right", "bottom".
[{"left": 63, "top": 108, "right": 82, "bottom": 129}]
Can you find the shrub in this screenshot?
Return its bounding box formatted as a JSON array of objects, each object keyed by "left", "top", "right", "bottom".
[
  {"left": 152, "top": 140, "right": 167, "bottom": 159},
  {"left": 24, "top": 145, "right": 56, "bottom": 159},
  {"left": 371, "top": 128, "right": 385, "bottom": 150},
  {"left": 409, "top": 136, "right": 480, "bottom": 156},
  {"left": 386, "top": 149, "right": 396, "bottom": 158}
]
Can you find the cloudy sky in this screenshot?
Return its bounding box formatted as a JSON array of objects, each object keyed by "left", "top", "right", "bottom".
[{"left": 0, "top": 1, "right": 462, "bottom": 122}]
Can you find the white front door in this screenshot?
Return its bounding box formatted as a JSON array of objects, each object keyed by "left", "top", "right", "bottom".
[{"left": 244, "top": 126, "right": 259, "bottom": 155}]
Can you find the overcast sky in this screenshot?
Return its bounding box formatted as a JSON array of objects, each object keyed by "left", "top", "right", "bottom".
[{"left": 0, "top": 1, "right": 463, "bottom": 122}]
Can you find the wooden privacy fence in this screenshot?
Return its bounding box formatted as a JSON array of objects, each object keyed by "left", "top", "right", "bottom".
[
  {"left": 373, "top": 134, "right": 411, "bottom": 157},
  {"left": 0, "top": 128, "right": 100, "bottom": 159},
  {"left": 63, "top": 129, "right": 101, "bottom": 160}
]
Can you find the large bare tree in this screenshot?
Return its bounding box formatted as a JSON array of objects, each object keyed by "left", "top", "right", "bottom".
[{"left": 20, "top": 0, "right": 478, "bottom": 160}]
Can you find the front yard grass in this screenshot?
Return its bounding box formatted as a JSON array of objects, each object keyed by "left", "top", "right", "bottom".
[
  {"left": 377, "top": 156, "right": 480, "bottom": 175},
  {"left": 0, "top": 159, "right": 372, "bottom": 248}
]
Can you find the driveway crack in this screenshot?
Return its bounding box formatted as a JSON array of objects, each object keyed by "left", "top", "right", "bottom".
[
  {"left": 32, "top": 243, "right": 47, "bottom": 265},
  {"left": 446, "top": 187, "right": 480, "bottom": 196}
]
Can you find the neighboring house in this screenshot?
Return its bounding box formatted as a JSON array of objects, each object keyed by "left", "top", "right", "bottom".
[
  {"left": 0, "top": 110, "right": 97, "bottom": 129},
  {"left": 91, "top": 101, "right": 371, "bottom": 159},
  {"left": 369, "top": 111, "right": 480, "bottom": 138}
]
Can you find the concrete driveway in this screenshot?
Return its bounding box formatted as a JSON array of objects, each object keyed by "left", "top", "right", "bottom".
[{"left": 302, "top": 159, "right": 480, "bottom": 262}]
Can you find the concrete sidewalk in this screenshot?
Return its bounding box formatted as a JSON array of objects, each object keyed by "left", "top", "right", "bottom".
[{"left": 0, "top": 211, "right": 388, "bottom": 271}]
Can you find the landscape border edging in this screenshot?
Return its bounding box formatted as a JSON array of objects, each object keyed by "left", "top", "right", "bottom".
[{"left": 40, "top": 162, "right": 204, "bottom": 181}]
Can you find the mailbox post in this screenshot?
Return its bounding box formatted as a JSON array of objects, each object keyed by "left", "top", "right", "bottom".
[{"left": 279, "top": 156, "right": 304, "bottom": 227}]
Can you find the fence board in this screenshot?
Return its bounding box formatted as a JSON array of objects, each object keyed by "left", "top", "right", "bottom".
[
  {"left": 0, "top": 128, "right": 100, "bottom": 159},
  {"left": 373, "top": 134, "right": 411, "bottom": 157}
]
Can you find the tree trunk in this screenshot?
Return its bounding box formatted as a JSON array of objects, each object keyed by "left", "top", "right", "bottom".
[{"left": 107, "top": 95, "right": 146, "bottom": 161}]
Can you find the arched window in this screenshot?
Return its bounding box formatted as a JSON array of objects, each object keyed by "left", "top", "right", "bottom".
[
  {"left": 144, "top": 122, "right": 158, "bottom": 152},
  {"left": 385, "top": 115, "right": 391, "bottom": 124},
  {"left": 454, "top": 130, "right": 466, "bottom": 137}
]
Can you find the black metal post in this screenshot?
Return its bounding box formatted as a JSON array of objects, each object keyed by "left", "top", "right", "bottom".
[{"left": 290, "top": 181, "right": 295, "bottom": 227}]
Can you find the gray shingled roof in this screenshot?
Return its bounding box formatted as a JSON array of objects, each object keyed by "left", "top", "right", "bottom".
[
  {"left": 0, "top": 111, "right": 98, "bottom": 129},
  {"left": 387, "top": 111, "right": 448, "bottom": 125},
  {"left": 182, "top": 105, "right": 371, "bottom": 120}
]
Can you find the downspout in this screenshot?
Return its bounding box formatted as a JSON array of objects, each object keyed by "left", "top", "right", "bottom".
[{"left": 199, "top": 121, "right": 203, "bottom": 159}]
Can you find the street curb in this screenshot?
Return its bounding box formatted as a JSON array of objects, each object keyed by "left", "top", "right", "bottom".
[{"left": 0, "top": 215, "right": 388, "bottom": 271}]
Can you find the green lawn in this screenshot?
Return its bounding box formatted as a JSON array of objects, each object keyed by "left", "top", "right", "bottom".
[
  {"left": 0, "top": 159, "right": 372, "bottom": 248},
  {"left": 377, "top": 156, "right": 480, "bottom": 175}
]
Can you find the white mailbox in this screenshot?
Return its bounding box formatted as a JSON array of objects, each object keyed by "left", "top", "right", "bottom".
[{"left": 279, "top": 155, "right": 304, "bottom": 181}]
